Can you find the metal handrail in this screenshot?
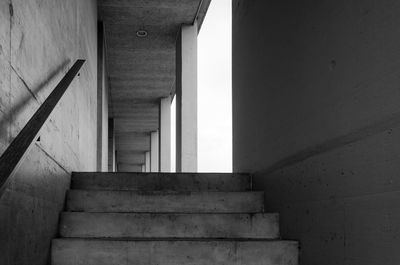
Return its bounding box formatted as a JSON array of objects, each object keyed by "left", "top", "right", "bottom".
[{"left": 0, "top": 59, "right": 85, "bottom": 197}]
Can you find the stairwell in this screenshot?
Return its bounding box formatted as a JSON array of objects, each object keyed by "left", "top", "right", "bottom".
[{"left": 52, "top": 172, "right": 298, "bottom": 265}]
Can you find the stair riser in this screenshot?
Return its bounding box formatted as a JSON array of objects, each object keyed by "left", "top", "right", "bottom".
[
  {"left": 71, "top": 172, "right": 251, "bottom": 191},
  {"left": 59, "top": 213, "right": 279, "bottom": 239},
  {"left": 52, "top": 239, "right": 298, "bottom": 265},
  {"left": 66, "top": 191, "right": 264, "bottom": 213}
]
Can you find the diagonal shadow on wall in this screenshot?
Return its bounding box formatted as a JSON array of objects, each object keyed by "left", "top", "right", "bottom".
[{"left": 0, "top": 59, "right": 71, "bottom": 146}]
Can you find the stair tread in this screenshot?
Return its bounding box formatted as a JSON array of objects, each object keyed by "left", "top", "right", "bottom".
[
  {"left": 52, "top": 238, "right": 298, "bottom": 265},
  {"left": 66, "top": 190, "right": 264, "bottom": 213},
  {"left": 59, "top": 212, "right": 279, "bottom": 239},
  {"left": 53, "top": 238, "right": 296, "bottom": 242},
  {"left": 71, "top": 172, "right": 251, "bottom": 191}
]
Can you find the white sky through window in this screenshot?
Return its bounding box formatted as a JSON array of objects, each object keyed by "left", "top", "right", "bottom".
[{"left": 198, "top": 0, "right": 232, "bottom": 172}]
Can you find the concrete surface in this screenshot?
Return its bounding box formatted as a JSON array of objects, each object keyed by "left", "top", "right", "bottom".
[
  {"left": 116, "top": 132, "right": 150, "bottom": 151},
  {"left": 176, "top": 22, "right": 198, "bottom": 172},
  {"left": 159, "top": 96, "right": 171, "bottom": 172},
  {"left": 97, "top": 21, "right": 109, "bottom": 172},
  {"left": 59, "top": 212, "right": 279, "bottom": 239},
  {"left": 0, "top": 145, "right": 70, "bottom": 265},
  {"left": 117, "top": 164, "right": 143, "bottom": 172},
  {"left": 66, "top": 190, "right": 264, "bottom": 213},
  {"left": 0, "top": 0, "right": 97, "bottom": 264},
  {"left": 71, "top": 172, "right": 251, "bottom": 191},
  {"left": 150, "top": 130, "right": 159, "bottom": 172},
  {"left": 108, "top": 118, "right": 116, "bottom": 171},
  {"left": 52, "top": 239, "right": 298, "bottom": 265},
  {"left": 232, "top": 0, "right": 400, "bottom": 264},
  {"left": 145, "top": 151, "right": 151, "bottom": 172},
  {"left": 117, "top": 151, "right": 145, "bottom": 164},
  {"left": 54, "top": 170, "right": 297, "bottom": 264}
]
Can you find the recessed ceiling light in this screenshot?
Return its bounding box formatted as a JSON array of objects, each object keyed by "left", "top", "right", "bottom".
[{"left": 136, "top": 30, "right": 148, "bottom": 38}]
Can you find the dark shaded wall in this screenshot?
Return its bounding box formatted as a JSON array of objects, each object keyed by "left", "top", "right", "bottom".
[
  {"left": 0, "top": 0, "right": 97, "bottom": 264},
  {"left": 232, "top": 0, "right": 400, "bottom": 264}
]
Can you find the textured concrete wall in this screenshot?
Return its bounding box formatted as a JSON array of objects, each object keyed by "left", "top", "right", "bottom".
[
  {"left": 232, "top": 0, "right": 400, "bottom": 264},
  {"left": 97, "top": 21, "right": 108, "bottom": 172},
  {"left": 0, "top": 0, "right": 97, "bottom": 264}
]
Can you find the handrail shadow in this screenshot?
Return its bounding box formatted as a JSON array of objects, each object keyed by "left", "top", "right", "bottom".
[{"left": 0, "top": 59, "right": 85, "bottom": 198}]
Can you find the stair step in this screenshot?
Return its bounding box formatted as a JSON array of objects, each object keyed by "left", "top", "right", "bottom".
[
  {"left": 59, "top": 212, "right": 279, "bottom": 239},
  {"left": 66, "top": 190, "right": 264, "bottom": 213},
  {"left": 52, "top": 239, "right": 298, "bottom": 265},
  {"left": 71, "top": 172, "right": 251, "bottom": 191}
]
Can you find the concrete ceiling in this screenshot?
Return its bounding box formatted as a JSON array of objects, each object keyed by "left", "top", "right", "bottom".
[{"left": 99, "top": 0, "right": 211, "bottom": 170}]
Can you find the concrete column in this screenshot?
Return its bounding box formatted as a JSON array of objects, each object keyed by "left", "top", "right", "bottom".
[
  {"left": 151, "top": 130, "right": 159, "bottom": 172},
  {"left": 159, "top": 97, "right": 171, "bottom": 172},
  {"left": 175, "top": 21, "right": 198, "bottom": 172},
  {"left": 145, "top": 151, "right": 151, "bottom": 172}
]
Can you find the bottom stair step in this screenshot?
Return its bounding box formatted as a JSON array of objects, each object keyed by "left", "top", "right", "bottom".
[{"left": 52, "top": 239, "right": 298, "bottom": 265}]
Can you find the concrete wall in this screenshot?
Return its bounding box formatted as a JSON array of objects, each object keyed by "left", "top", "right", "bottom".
[
  {"left": 97, "top": 21, "right": 109, "bottom": 172},
  {"left": 232, "top": 0, "right": 400, "bottom": 264},
  {"left": 0, "top": 0, "right": 97, "bottom": 264}
]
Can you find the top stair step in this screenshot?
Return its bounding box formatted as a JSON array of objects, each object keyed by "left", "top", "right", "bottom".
[{"left": 71, "top": 172, "right": 252, "bottom": 192}]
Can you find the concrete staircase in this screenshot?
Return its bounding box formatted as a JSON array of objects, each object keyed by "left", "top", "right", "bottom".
[{"left": 52, "top": 172, "right": 298, "bottom": 265}]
